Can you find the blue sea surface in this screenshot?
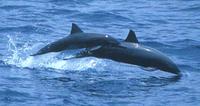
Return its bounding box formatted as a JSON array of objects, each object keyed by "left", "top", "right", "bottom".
[{"left": 0, "top": 0, "right": 200, "bottom": 106}]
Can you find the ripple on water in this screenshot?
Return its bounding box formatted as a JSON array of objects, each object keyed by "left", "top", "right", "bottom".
[
  {"left": 0, "top": 5, "right": 34, "bottom": 11},
  {"left": 0, "top": 89, "right": 34, "bottom": 103},
  {"left": 0, "top": 25, "right": 53, "bottom": 34},
  {"left": 71, "top": 75, "right": 180, "bottom": 98}
]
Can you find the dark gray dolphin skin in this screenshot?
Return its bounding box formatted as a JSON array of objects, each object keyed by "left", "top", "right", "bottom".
[
  {"left": 31, "top": 23, "right": 119, "bottom": 56},
  {"left": 77, "top": 30, "right": 181, "bottom": 75}
]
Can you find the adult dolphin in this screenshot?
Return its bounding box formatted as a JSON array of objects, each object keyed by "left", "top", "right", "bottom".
[
  {"left": 75, "top": 30, "right": 181, "bottom": 75},
  {"left": 31, "top": 23, "right": 119, "bottom": 56}
]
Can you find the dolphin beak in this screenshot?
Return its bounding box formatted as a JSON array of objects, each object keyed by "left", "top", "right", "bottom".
[
  {"left": 30, "top": 53, "right": 39, "bottom": 56},
  {"left": 30, "top": 50, "right": 44, "bottom": 56}
]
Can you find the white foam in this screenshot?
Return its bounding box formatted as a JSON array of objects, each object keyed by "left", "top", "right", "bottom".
[{"left": 3, "top": 35, "right": 102, "bottom": 71}]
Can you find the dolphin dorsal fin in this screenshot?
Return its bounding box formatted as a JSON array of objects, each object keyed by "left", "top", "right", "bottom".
[
  {"left": 70, "top": 23, "right": 83, "bottom": 34},
  {"left": 125, "top": 30, "right": 139, "bottom": 43}
]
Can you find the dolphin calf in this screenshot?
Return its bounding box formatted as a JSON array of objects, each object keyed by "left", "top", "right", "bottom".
[
  {"left": 75, "top": 30, "right": 181, "bottom": 75},
  {"left": 31, "top": 23, "right": 119, "bottom": 56}
]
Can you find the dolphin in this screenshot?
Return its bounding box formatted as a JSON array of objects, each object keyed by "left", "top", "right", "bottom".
[
  {"left": 31, "top": 23, "right": 119, "bottom": 56},
  {"left": 74, "top": 30, "right": 181, "bottom": 75}
]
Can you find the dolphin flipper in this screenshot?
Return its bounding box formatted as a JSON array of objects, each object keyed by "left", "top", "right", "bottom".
[
  {"left": 63, "top": 46, "right": 102, "bottom": 60},
  {"left": 125, "top": 30, "right": 139, "bottom": 43},
  {"left": 63, "top": 50, "right": 91, "bottom": 60},
  {"left": 86, "top": 45, "right": 102, "bottom": 51},
  {"left": 71, "top": 23, "right": 83, "bottom": 34}
]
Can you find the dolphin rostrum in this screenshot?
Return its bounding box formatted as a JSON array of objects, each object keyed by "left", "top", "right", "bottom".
[
  {"left": 31, "top": 23, "right": 119, "bottom": 56},
  {"left": 74, "top": 30, "right": 181, "bottom": 75}
]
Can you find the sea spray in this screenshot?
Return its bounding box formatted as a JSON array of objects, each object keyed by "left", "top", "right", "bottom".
[{"left": 4, "top": 35, "right": 102, "bottom": 71}]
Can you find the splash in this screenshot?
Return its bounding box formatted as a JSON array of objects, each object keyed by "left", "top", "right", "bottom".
[
  {"left": 5, "top": 35, "right": 22, "bottom": 65},
  {"left": 3, "top": 35, "right": 102, "bottom": 71}
]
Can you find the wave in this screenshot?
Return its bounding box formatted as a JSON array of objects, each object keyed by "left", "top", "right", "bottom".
[
  {"left": 72, "top": 75, "right": 180, "bottom": 98},
  {"left": 142, "top": 41, "right": 175, "bottom": 48},
  {"left": 178, "top": 5, "right": 200, "bottom": 12},
  {"left": 0, "top": 5, "right": 34, "bottom": 11},
  {"left": 0, "top": 25, "right": 53, "bottom": 34},
  {"left": 168, "top": 39, "right": 200, "bottom": 53},
  {"left": 169, "top": 38, "right": 200, "bottom": 44},
  {"left": 71, "top": 11, "right": 133, "bottom": 24},
  {"left": 142, "top": 39, "right": 200, "bottom": 52},
  {"left": 43, "top": 9, "right": 79, "bottom": 15}
]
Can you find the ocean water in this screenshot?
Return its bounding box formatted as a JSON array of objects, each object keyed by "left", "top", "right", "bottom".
[{"left": 0, "top": 0, "right": 200, "bottom": 106}]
